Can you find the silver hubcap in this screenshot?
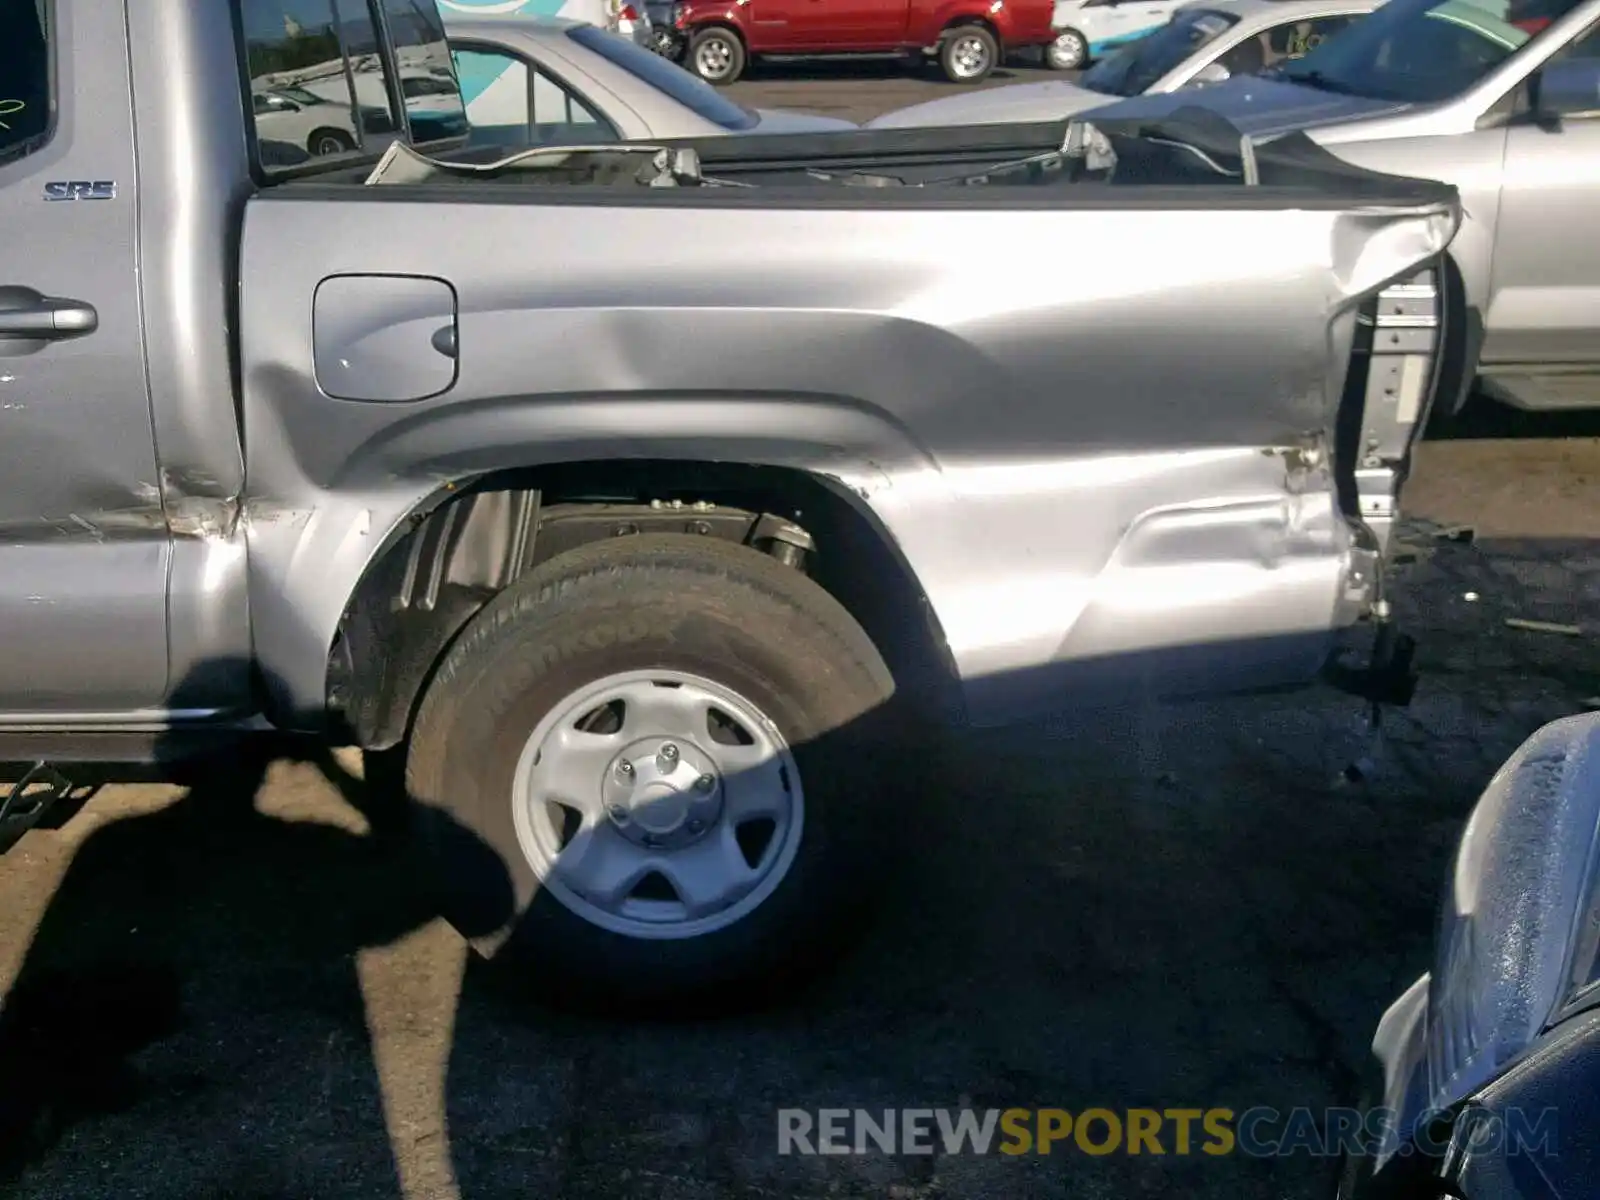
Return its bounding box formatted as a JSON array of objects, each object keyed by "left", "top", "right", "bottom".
[
  {"left": 1048, "top": 32, "right": 1084, "bottom": 68},
  {"left": 313, "top": 135, "right": 346, "bottom": 156},
  {"left": 512, "top": 669, "right": 803, "bottom": 940},
  {"left": 695, "top": 37, "right": 735, "bottom": 79},
  {"left": 949, "top": 34, "right": 991, "bottom": 78}
]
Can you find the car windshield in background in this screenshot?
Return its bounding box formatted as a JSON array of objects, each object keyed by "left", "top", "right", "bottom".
[
  {"left": 1080, "top": 9, "right": 1242, "bottom": 96},
  {"left": 1271, "top": 0, "right": 1582, "bottom": 103},
  {"left": 565, "top": 24, "right": 759, "bottom": 130}
]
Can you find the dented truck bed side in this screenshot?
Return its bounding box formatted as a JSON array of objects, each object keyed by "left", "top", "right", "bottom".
[{"left": 238, "top": 166, "right": 1454, "bottom": 724}]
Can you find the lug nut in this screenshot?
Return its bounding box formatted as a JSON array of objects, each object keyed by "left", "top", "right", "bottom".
[
  {"left": 608, "top": 803, "right": 629, "bottom": 822},
  {"left": 658, "top": 742, "right": 679, "bottom": 766},
  {"left": 616, "top": 760, "right": 635, "bottom": 782},
  {"left": 695, "top": 774, "right": 716, "bottom": 792}
]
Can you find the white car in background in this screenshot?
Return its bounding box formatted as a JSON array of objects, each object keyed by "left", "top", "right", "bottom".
[
  {"left": 251, "top": 86, "right": 366, "bottom": 157},
  {"left": 875, "top": 0, "right": 1382, "bottom": 128},
  {"left": 438, "top": 0, "right": 655, "bottom": 48},
  {"left": 447, "top": 17, "right": 857, "bottom": 145},
  {"left": 1045, "top": 0, "right": 1193, "bottom": 68}
]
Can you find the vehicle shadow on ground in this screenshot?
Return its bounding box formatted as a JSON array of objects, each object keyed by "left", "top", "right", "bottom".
[{"left": 0, "top": 663, "right": 514, "bottom": 1196}]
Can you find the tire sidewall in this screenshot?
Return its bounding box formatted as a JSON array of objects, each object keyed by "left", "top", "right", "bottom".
[{"left": 412, "top": 542, "right": 896, "bottom": 1007}]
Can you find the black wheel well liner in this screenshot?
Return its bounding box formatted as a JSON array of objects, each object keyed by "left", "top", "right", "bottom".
[
  {"left": 329, "top": 460, "right": 960, "bottom": 751},
  {"left": 688, "top": 21, "right": 747, "bottom": 45},
  {"left": 942, "top": 16, "right": 1001, "bottom": 44}
]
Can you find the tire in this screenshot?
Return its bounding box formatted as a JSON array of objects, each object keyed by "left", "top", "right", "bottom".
[
  {"left": 1423, "top": 255, "right": 1475, "bottom": 436},
  {"left": 1046, "top": 28, "right": 1087, "bottom": 70},
  {"left": 687, "top": 26, "right": 747, "bottom": 85},
  {"left": 406, "top": 534, "right": 899, "bottom": 1012},
  {"left": 308, "top": 128, "right": 355, "bottom": 157},
  {"left": 939, "top": 24, "right": 999, "bottom": 82}
]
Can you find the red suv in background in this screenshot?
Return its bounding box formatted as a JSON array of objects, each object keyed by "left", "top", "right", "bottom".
[{"left": 672, "top": 0, "right": 1059, "bottom": 84}]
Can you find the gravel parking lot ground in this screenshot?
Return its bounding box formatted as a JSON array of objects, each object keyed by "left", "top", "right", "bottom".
[{"left": 5, "top": 71, "right": 1600, "bottom": 1200}]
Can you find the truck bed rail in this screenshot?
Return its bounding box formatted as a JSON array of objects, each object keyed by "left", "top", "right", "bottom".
[{"left": 348, "top": 110, "right": 1457, "bottom": 206}]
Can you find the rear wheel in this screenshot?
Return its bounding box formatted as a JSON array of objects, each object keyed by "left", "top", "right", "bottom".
[
  {"left": 1046, "top": 28, "right": 1087, "bottom": 70},
  {"left": 406, "top": 535, "right": 899, "bottom": 1011},
  {"left": 687, "top": 26, "right": 747, "bottom": 84},
  {"left": 940, "top": 24, "right": 999, "bottom": 82}
]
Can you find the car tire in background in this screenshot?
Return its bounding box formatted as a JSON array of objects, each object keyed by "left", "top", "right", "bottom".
[
  {"left": 308, "top": 128, "right": 355, "bottom": 157},
  {"left": 686, "top": 26, "right": 747, "bottom": 85},
  {"left": 1046, "top": 28, "right": 1087, "bottom": 70},
  {"left": 406, "top": 534, "right": 901, "bottom": 1012},
  {"left": 939, "top": 24, "right": 1000, "bottom": 83}
]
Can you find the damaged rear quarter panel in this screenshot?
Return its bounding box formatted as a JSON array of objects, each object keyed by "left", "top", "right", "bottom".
[{"left": 237, "top": 192, "right": 1455, "bottom": 725}]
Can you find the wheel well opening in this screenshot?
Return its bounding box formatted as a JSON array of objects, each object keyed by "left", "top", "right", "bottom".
[
  {"left": 330, "top": 461, "right": 959, "bottom": 751},
  {"left": 943, "top": 16, "right": 1000, "bottom": 41},
  {"left": 690, "top": 21, "right": 746, "bottom": 44}
]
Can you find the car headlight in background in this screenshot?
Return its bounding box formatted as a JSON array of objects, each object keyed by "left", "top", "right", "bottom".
[{"left": 1424, "top": 713, "right": 1600, "bottom": 1118}]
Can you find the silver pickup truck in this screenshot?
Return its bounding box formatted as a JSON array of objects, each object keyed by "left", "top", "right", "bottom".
[{"left": 0, "top": 0, "right": 1462, "bottom": 1006}]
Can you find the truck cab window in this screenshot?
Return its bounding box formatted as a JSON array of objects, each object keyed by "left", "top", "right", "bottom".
[
  {"left": 374, "top": 0, "right": 469, "bottom": 144},
  {"left": 239, "top": 0, "right": 392, "bottom": 164},
  {"left": 237, "top": 0, "right": 465, "bottom": 167},
  {"left": 0, "top": 0, "right": 51, "bottom": 163}
]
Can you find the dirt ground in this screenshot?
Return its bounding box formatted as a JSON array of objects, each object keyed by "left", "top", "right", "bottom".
[{"left": 4, "top": 392, "right": 1600, "bottom": 1199}]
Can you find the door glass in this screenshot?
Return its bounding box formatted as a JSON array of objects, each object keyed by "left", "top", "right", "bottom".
[
  {"left": 1537, "top": 20, "right": 1600, "bottom": 116},
  {"left": 529, "top": 66, "right": 617, "bottom": 145},
  {"left": 0, "top": 0, "right": 51, "bottom": 163},
  {"left": 452, "top": 48, "right": 619, "bottom": 149},
  {"left": 238, "top": 0, "right": 391, "bottom": 166},
  {"left": 375, "top": 0, "right": 469, "bottom": 143},
  {"left": 452, "top": 47, "right": 534, "bottom": 148},
  {"left": 1265, "top": 14, "right": 1355, "bottom": 62},
  {"left": 1221, "top": 14, "right": 1355, "bottom": 75}
]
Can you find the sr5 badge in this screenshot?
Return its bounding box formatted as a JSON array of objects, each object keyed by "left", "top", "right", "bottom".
[{"left": 44, "top": 180, "right": 117, "bottom": 201}]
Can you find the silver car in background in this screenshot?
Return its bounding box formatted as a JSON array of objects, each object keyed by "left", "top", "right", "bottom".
[
  {"left": 871, "top": 0, "right": 1384, "bottom": 129},
  {"left": 1034, "top": 0, "right": 1600, "bottom": 414},
  {"left": 446, "top": 15, "right": 856, "bottom": 146}
]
